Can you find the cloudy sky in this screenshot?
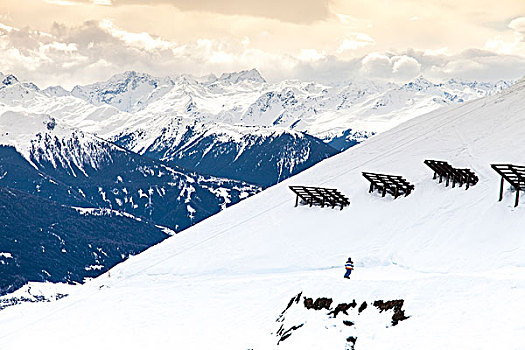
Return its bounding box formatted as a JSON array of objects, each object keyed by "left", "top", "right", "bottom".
[{"left": 1, "top": 0, "right": 524, "bottom": 88}]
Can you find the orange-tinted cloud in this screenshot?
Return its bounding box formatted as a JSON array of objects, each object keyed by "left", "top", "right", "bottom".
[{"left": 56, "top": 0, "right": 333, "bottom": 23}]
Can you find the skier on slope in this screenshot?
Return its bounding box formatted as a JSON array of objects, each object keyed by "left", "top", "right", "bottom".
[{"left": 344, "top": 257, "right": 354, "bottom": 279}]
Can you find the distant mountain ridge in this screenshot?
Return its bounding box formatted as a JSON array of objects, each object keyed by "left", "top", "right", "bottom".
[
  {"left": 50, "top": 69, "right": 512, "bottom": 147},
  {"left": 0, "top": 69, "right": 513, "bottom": 187}
]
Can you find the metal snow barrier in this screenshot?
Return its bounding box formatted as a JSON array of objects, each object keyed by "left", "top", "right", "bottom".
[
  {"left": 362, "top": 172, "right": 414, "bottom": 199},
  {"left": 424, "top": 160, "right": 478, "bottom": 189},
  {"left": 491, "top": 164, "right": 525, "bottom": 207},
  {"left": 289, "top": 186, "right": 350, "bottom": 210}
]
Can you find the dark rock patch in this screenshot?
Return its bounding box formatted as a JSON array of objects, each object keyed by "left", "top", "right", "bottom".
[
  {"left": 276, "top": 294, "right": 410, "bottom": 347},
  {"left": 373, "top": 299, "right": 410, "bottom": 326},
  {"left": 346, "top": 336, "right": 357, "bottom": 350},
  {"left": 328, "top": 300, "right": 357, "bottom": 318},
  {"left": 358, "top": 301, "right": 367, "bottom": 314},
  {"left": 278, "top": 292, "right": 302, "bottom": 321},
  {"left": 0, "top": 292, "right": 68, "bottom": 311},
  {"left": 277, "top": 323, "right": 304, "bottom": 345},
  {"left": 304, "top": 297, "right": 333, "bottom": 310}
]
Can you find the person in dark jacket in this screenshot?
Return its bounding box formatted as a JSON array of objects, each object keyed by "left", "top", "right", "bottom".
[{"left": 344, "top": 257, "right": 354, "bottom": 279}]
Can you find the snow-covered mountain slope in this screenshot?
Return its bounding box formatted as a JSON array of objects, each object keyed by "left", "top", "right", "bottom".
[
  {"left": 0, "top": 74, "right": 41, "bottom": 103},
  {"left": 2, "top": 79, "right": 524, "bottom": 349},
  {"left": 0, "top": 110, "right": 260, "bottom": 229},
  {"left": 0, "top": 110, "right": 114, "bottom": 175},
  {"left": 0, "top": 74, "right": 123, "bottom": 131},
  {"left": 114, "top": 118, "right": 338, "bottom": 187},
  {"left": 71, "top": 71, "right": 177, "bottom": 113},
  {"left": 0, "top": 109, "right": 259, "bottom": 295}
]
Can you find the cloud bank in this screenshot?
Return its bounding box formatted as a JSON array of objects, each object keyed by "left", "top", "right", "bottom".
[
  {"left": 0, "top": 19, "right": 524, "bottom": 88},
  {"left": 43, "top": 0, "right": 333, "bottom": 24}
]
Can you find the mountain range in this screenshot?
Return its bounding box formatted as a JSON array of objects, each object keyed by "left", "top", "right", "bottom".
[
  {"left": 1, "top": 70, "right": 512, "bottom": 186},
  {"left": 0, "top": 69, "right": 515, "bottom": 296},
  {"left": 1, "top": 73, "right": 524, "bottom": 349}
]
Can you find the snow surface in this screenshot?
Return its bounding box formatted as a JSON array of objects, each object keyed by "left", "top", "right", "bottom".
[{"left": 1, "top": 79, "right": 525, "bottom": 349}]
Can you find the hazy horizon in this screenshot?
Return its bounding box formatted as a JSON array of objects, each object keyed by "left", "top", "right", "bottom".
[{"left": 1, "top": 0, "right": 524, "bottom": 88}]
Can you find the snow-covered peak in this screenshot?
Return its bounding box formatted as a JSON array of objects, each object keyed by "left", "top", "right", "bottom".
[
  {"left": 0, "top": 75, "right": 41, "bottom": 103},
  {"left": 43, "top": 85, "right": 70, "bottom": 97},
  {"left": 218, "top": 68, "right": 266, "bottom": 84},
  {"left": 71, "top": 71, "right": 176, "bottom": 113},
  {"left": 0, "top": 73, "right": 39, "bottom": 92},
  {"left": 195, "top": 73, "right": 219, "bottom": 84},
  {"left": 1, "top": 74, "right": 20, "bottom": 86},
  {"left": 400, "top": 76, "right": 435, "bottom": 91},
  {"left": 0, "top": 110, "right": 118, "bottom": 174}
]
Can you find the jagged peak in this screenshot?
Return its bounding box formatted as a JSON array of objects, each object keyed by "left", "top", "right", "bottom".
[
  {"left": 0, "top": 73, "right": 41, "bottom": 92},
  {"left": 218, "top": 68, "right": 266, "bottom": 84},
  {"left": 43, "top": 85, "right": 70, "bottom": 97},
  {"left": 108, "top": 70, "right": 154, "bottom": 82},
  {"left": 1, "top": 74, "right": 20, "bottom": 86},
  {"left": 73, "top": 71, "right": 173, "bottom": 92},
  {"left": 401, "top": 75, "right": 435, "bottom": 90}
]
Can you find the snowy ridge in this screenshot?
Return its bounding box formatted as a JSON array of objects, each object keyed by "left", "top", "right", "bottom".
[
  {"left": 1, "top": 79, "right": 524, "bottom": 348},
  {"left": 1, "top": 70, "right": 511, "bottom": 149},
  {"left": 0, "top": 110, "right": 118, "bottom": 175},
  {"left": 0, "top": 71, "right": 514, "bottom": 188},
  {"left": 117, "top": 117, "right": 306, "bottom": 157},
  {"left": 71, "top": 71, "right": 176, "bottom": 113},
  {"left": 73, "top": 207, "right": 177, "bottom": 235},
  {"left": 64, "top": 71, "right": 513, "bottom": 157}
]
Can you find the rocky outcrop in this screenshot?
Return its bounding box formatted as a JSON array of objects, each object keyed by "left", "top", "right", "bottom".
[{"left": 274, "top": 292, "right": 410, "bottom": 348}]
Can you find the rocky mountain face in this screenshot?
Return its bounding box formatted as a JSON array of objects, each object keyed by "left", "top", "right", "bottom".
[
  {"left": 113, "top": 119, "right": 339, "bottom": 187},
  {"left": 0, "top": 111, "right": 260, "bottom": 229}
]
